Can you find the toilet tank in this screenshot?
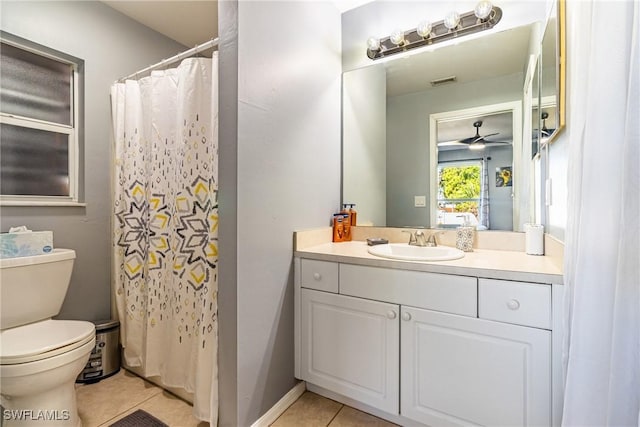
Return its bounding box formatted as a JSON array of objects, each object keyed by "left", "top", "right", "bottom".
[{"left": 0, "top": 249, "right": 76, "bottom": 330}]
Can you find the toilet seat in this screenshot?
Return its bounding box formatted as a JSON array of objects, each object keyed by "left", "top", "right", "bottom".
[{"left": 1, "top": 319, "right": 95, "bottom": 365}]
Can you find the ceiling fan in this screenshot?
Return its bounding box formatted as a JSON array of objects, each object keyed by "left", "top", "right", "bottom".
[
  {"left": 541, "top": 111, "right": 553, "bottom": 137},
  {"left": 439, "top": 120, "right": 511, "bottom": 150}
]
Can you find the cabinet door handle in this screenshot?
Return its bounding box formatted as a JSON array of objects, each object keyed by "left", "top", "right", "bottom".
[
  {"left": 386, "top": 310, "right": 397, "bottom": 320},
  {"left": 507, "top": 299, "right": 521, "bottom": 310},
  {"left": 401, "top": 311, "right": 412, "bottom": 321},
  {"left": 313, "top": 272, "right": 321, "bottom": 280}
]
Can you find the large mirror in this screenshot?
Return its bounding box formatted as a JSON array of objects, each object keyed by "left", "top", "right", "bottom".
[{"left": 342, "top": 1, "right": 563, "bottom": 232}]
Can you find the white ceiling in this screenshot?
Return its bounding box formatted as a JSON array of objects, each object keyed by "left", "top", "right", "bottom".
[
  {"left": 437, "top": 111, "right": 513, "bottom": 151},
  {"left": 102, "top": 1, "right": 218, "bottom": 47},
  {"left": 101, "top": 1, "right": 369, "bottom": 47}
]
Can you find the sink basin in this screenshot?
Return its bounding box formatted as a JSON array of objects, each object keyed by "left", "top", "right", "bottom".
[{"left": 368, "top": 243, "right": 465, "bottom": 261}]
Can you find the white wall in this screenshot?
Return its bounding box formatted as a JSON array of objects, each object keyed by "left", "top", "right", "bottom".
[
  {"left": 0, "top": 1, "right": 187, "bottom": 320},
  {"left": 547, "top": 135, "right": 567, "bottom": 240},
  {"left": 218, "top": 2, "right": 342, "bottom": 425},
  {"left": 343, "top": 65, "right": 386, "bottom": 226}
]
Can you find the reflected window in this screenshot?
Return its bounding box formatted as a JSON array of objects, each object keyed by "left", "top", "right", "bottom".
[
  {"left": 0, "top": 33, "right": 82, "bottom": 204},
  {"left": 437, "top": 161, "right": 481, "bottom": 227}
]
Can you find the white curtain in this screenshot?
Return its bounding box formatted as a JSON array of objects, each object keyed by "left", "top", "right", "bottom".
[
  {"left": 110, "top": 55, "right": 219, "bottom": 424},
  {"left": 562, "top": 1, "right": 639, "bottom": 426}
]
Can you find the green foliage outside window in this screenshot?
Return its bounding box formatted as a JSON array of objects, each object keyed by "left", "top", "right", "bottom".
[{"left": 439, "top": 165, "right": 481, "bottom": 199}]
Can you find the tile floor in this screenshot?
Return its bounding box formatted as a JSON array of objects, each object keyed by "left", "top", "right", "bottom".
[
  {"left": 270, "top": 391, "right": 399, "bottom": 427},
  {"left": 76, "top": 369, "right": 397, "bottom": 427},
  {"left": 75, "top": 369, "right": 207, "bottom": 427}
]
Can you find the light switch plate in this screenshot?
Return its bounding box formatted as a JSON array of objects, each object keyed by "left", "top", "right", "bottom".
[{"left": 414, "top": 196, "right": 426, "bottom": 207}]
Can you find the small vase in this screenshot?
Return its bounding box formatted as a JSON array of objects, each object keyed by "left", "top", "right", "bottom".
[{"left": 456, "top": 226, "right": 474, "bottom": 252}]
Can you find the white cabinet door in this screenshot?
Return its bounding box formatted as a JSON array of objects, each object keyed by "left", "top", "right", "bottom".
[
  {"left": 301, "top": 288, "right": 399, "bottom": 414},
  {"left": 401, "top": 307, "right": 551, "bottom": 427}
]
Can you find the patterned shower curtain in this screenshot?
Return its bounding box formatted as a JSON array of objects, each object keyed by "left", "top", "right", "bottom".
[
  {"left": 110, "top": 55, "right": 218, "bottom": 424},
  {"left": 479, "top": 157, "right": 490, "bottom": 229}
]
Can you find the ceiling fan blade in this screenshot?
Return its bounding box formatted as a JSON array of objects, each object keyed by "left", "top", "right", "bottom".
[
  {"left": 438, "top": 140, "right": 469, "bottom": 147},
  {"left": 484, "top": 141, "right": 512, "bottom": 145},
  {"left": 456, "top": 136, "right": 477, "bottom": 144},
  {"left": 474, "top": 132, "right": 500, "bottom": 143}
]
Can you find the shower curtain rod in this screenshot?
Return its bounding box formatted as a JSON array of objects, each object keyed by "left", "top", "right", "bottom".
[{"left": 117, "top": 38, "right": 219, "bottom": 83}]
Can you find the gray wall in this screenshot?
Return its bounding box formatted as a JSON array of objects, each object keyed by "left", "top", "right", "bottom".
[
  {"left": 217, "top": 0, "right": 239, "bottom": 425},
  {"left": 343, "top": 65, "right": 386, "bottom": 226},
  {"left": 218, "top": 1, "right": 342, "bottom": 425},
  {"left": 386, "top": 73, "right": 524, "bottom": 228},
  {"left": 0, "top": 1, "right": 187, "bottom": 320}
]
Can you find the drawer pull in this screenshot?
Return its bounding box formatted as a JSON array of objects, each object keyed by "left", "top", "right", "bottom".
[
  {"left": 387, "top": 310, "right": 397, "bottom": 320},
  {"left": 313, "top": 272, "right": 321, "bottom": 281},
  {"left": 402, "top": 312, "right": 412, "bottom": 321},
  {"left": 507, "top": 299, "right": 521, "bottom": 310}
]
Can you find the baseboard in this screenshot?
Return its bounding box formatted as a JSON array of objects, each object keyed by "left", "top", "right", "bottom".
[{"left": 251, "top": 381, "right": 306, "bottom": 427}]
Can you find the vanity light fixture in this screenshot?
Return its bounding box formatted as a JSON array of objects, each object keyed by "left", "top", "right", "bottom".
[
  {"left": 390, "top": 29, "right": 406, "bottom": 46},
  {"left": 366, "top": 1, "right": 502, "bottom": 60},
  {"left": 416, "top": 21, "right": 433, "bottom": 38},
  {"left": 443, "top": 11, "right": 461, "bottom": 31},
  {"left": 474, "top": 0, "right": 494, "bottom": 21}
]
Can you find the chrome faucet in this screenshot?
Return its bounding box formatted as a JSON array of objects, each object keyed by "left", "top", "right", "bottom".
[
  {"left": 402, "top": 230, "right": 429, "bottom": 247},
  {"left": 425, "top": 230, "right": 445, "bottom": 247},
  {"left": 415, "top": 230, "right": 428, "bottom": 247},
  {"left": 402, "top": 230, "right": 417, "bottom": 245}
]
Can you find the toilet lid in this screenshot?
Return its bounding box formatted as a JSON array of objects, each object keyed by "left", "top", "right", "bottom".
[{"left": 0, "top": 319, "right": 95, "bottom": 365}]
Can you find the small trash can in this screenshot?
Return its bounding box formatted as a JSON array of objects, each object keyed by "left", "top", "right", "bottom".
[{"left": 76, "top": 319, "right": 121, "bottom": 383}]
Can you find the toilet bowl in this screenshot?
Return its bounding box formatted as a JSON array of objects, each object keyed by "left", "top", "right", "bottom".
[{"left": 0, "top": 249, "right": 96, "bottom": 427}]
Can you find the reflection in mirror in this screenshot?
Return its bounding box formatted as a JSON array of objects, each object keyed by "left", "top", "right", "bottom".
[
  {"left": 430, "top": 103, "right": 521, "bottom": 231},
  {"left": 531, "top": 56, "right": 540, "bottom": 158},
  {"left": 539, "top": 0, "right": 565, "bottom": 146},
  {"left": 342, "top": 24, "right": 538, "bottom": 231}
]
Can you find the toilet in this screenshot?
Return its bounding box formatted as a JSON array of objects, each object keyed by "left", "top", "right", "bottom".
[{"left": 0, "top": 249, "right": 95, "bottom": 427}]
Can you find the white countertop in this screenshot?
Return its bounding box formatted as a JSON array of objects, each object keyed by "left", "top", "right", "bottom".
[{"left": 295, "top": 241, "right": 563, "bottom": 285}]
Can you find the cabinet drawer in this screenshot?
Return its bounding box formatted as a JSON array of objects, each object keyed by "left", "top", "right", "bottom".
[
  {"left": 479, "top": 279, "right": 551, "bottom": 329},
  {"left": 301, "top": 259, "right": 339, "bottom": 293},
  {"left": 340, "top": 264, "right": 477, "bottom": 317}
]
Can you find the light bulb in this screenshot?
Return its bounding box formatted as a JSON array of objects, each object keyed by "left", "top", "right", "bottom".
[
  {"left": 474, "top": 0, "right": 493, "bottom": 20},
  {"left": 390, "top": 29, "right": 405, "bottom": 46},
  {"left": 469, "top": 142, "right": 485, "bottom": 150},
  {"left": 367, "top": 37, "right": 381, "bottom": 52},
  {"left": 416, "top": 20, "right": 432, "bottom": 38},
  {"left": 444, "top": 11, "right": 460, "bottom": 30}
]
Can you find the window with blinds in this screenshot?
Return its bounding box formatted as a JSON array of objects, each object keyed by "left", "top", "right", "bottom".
[{"left": 0, "top": 33, "right": 83, "bottom": 205}]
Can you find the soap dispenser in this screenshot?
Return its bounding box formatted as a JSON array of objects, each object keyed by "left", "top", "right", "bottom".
[
  {"left": 342, "top": 213, "right": 352, "bottom": 241},
  {"left": 332, "top": 214, "right": 345, "bottom": 242},
  {"left": 455, "top": 216, "right": 475, "bottom": 252},
  {"left": 348, "top": 204, "right": 357, "bottom": 226}
]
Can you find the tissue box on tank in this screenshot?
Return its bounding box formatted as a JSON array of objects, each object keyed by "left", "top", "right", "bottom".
[{"left": 0, "top": 231, "right": 54, "bottom": 258}]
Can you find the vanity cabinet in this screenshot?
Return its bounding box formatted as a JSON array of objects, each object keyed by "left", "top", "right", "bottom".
[
  {"left": 401, "top": 306, "right": 550, "bottom": 426},
  {"left": 295, "top": 258, "right": 562, "bottom": 427},
  {"left": 300, "top": 289, "right": 399, "bottom": 413}
]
